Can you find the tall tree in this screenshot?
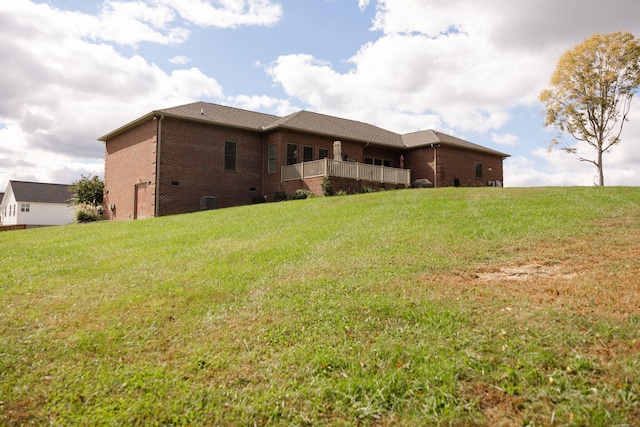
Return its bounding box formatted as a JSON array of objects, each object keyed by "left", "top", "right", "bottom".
[
  {"left": 70, "top": 174, "right": 104, "bottom": 206},
  {"left": 540, "top": 32, "right": 640, "bottom": 186}
]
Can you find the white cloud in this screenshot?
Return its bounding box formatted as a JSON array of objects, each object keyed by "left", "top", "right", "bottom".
[
  {"left": 169, "top": 55, "right": 191, "bottom": 64},
  {"left": 506, "top": 121, "right": 640, "bottom": 187},
  {"left": 0, "top": 0, "right": 284, "bottom": 190},
  {"left": 358, "top": 0, "right": 371, "bottom": 11},
  {"left": 267, "top": 30, "right": 541, "bottom": 133},
  {"left": 0, "top": 0, "right": 225, "bottom": 189},
  {"left": 231, "top": 95, "right": 297, "bottom": 116},
  {"left": 2, "top": 0, "right": 639, "bottom": 191},
  {"left": 160, "top": 0, "right": 282, "bottom": 28},
  {"left": 504, "top": 152, "right": 596, "bottom": 187},
  {"left": 265, "top": 0, "right": 640, "bottom": 186},
  {"left": 93, "top": 0, "right": 189, "bottom": 45},
  {"left": 492, "top": 133, "right": 518, "bottom": 147}
]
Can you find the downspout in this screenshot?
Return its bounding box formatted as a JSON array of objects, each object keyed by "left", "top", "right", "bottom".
[
  {"left": 261, "top": 134, "right": 265, "bottom": 201},
  {"left": 431, "top": 144, "right": 440, "bottom": 187},
  {"left": 154, "top": 114, "right": 164, "bottom": 217}
]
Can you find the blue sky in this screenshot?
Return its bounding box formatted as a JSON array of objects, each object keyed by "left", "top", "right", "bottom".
[{"left": 1, "top": 0, "right": 640, "bottom": 190}]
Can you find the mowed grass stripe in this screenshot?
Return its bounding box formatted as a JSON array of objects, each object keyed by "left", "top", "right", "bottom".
[{"left": 1, "top": 187, "right": 639, "bottom": 425}]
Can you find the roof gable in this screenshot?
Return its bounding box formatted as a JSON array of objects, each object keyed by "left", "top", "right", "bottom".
[{"left": 8, "top": 181, "right": 72, "bottom": 204}]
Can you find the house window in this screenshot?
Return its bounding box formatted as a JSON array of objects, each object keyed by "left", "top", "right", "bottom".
[
  {"left": 225, "top": 141, "right": 237, "bottom": 171},
  {"left": 286, "top": 143, "right": 298, "bottom": 165},
  {"left": 319, "top": 148, "right": 329, "bottom": 159},
  {"left": 21, "top": 203, "right": 30, "bottom": 212},
  {"left": 365, "top": 157, "right": 390, "bottom": 166},
  {"left": 475, "top": 162, "right": 483, "bottom": 178},
  {"left": 303, "top": 146, "right": 314, "bottom": 162},
  {"left": 268, "top": 143, "right": 276, "bottom": 173}
]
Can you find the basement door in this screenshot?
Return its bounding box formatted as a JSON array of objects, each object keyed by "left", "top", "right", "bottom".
[{"left": 134, "top": 183, "right": 151, "bottom": 219}]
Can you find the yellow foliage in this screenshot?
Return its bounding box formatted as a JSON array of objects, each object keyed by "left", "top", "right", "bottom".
[{"left": 539, "top": 32, "right": 640, "bottom": 185}]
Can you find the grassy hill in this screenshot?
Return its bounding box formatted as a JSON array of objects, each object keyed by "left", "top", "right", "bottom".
[{"left": 1, "top": 187, "right": 639, "bottom": 425}]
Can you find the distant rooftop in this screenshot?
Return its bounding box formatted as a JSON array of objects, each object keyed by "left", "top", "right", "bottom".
[{"left": 7, "top": 181, "right": 72, "bottom": 204}]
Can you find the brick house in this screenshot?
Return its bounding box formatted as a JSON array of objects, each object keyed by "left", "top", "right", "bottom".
[{"left": 99, "top": 102, "right": 509, "bottom": 220}]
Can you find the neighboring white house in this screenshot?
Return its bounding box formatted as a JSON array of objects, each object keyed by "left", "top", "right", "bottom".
[{"left": 0, "top": 181, "right": 73, "bottom": 227}]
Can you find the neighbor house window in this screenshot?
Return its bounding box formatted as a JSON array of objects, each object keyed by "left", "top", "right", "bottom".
[
  {"left": 475, "top": 162, "right": 483, "bottom": 178},
  {"left": 286, "top": 143, "right": 298, "bottom": 165},
  {"left": 303, "top": 146, "right": 314, "bottom": 162},
  {"left": 268, "top": 143, "right": 276, "bottom": 174},
  {"left": 319, "top": 148, "right": 329, "bottom": 159},
  {"left": 20, "top": 203, "right": 30, "bottom": 212},
  {"left": 225, "top": 141, "right": 237, "bottom": 171}
]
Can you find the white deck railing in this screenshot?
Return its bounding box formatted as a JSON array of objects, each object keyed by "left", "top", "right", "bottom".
[{"left": 281, "top": 158, "right": 410, "bottom": 186}]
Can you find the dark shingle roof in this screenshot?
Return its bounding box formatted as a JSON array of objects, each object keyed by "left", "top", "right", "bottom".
[
  {"left": 403, "top": 130, "right": 510, "bottom": 157},
  {"left": 98, "top": 102, "right": 279, "bottom": 141},
  {"left": 99, "top": 102, "right": 509, "bottom": 157},
  {"left": 158, "top": 101, "right": 279, "bottom": 130},
  {"left": 264, "top": 110, "right": 404, "bottom": 147},
  {"left": 9, "top": 181, "right": 72, "bottom": 204}
]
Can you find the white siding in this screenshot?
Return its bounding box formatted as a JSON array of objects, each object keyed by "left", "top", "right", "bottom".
[
  {"left": 19, "top": 202, "right": 74, "bottom": 226},
  {"left": 1, "top": 191, "right": 18, "bottom": 226},
  {"left": 1, "top": 190, "right": 73, "bottom": 226}
]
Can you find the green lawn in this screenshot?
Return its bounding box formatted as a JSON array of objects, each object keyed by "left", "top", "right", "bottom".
[{"left": 1, "top": 187, "right": 639, "bottom": 425}]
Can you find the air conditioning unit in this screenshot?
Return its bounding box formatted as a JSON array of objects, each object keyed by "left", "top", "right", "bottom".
[{"left": 200, "top": 196, "right": 218, "bottom": 210}]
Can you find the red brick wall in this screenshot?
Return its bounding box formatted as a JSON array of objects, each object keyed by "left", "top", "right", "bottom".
[
  {"left": 262, "top": 130, "right": 374, "bottom": 201},
  {"left": 435, "top": 146, "right": 505, "bottom": 187},
  {"left": 404, "top": 146, "right": 505, "bottom": 187},
  {"left": 280, "top": 176, "right": 405, "bottom": 197},
  {"left": 263, "top": 131, "right": 282, "bottom": 201},
  {"left": 362, "top": 145, "right": 402, "bottom": 167},
  {"left": 103, "top": 119, "right": 157, "bottom": 220},
  {"left": 157, "top": 118, "right": 264, "bottom": 215},
  {"left": 404, "top": 147, "right": 435, "bottom": 183},
  {"left": 104, "top": 116, "right": 507, "bottom": 221}
]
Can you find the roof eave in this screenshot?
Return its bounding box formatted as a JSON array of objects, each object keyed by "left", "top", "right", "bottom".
[
  {"left": 264, "top": 124, "right": 404, "bottom": 148},
  {"left": 98, "top": 112, "right": 157, "bottom": 142},
  {"left": 99, "top": 110, "right": 269, "bottom": 142},
  {"left": 437, "top": 142, "right": 510, "bottom": 157}
]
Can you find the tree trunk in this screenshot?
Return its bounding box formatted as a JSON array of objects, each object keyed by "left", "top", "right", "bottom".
[{"left": 597, "top": 148, "right": 604, "bottom": 186}]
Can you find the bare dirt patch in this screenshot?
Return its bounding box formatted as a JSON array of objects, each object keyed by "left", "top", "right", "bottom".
[
  {"left": 474, "top": 263, "right": 577, "bottom": 282},
  {"left": 420, "top": 220, "right": 640, "bottom": 320}
]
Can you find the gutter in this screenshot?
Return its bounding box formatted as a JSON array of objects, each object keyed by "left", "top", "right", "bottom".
[
  {"left": 154, "top": 115, "right": 164, "bottom": 217},
  {"left": 431, "top": 143, "right": 440, "bottom": 187}
]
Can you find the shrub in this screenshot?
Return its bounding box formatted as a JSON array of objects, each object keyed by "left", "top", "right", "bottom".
[
  {"left": 74, "top": 203, "right": 103, "bottom": 223},
  {"left": 290, "top": 189, "right": 313, "bottom": 200},
  {"left": 321, "top": 176, "right": 334, "bottom": 197},
  {"left": 273, "top": 191, "right": 288, "bottom": 202},
  {"left": 362, "top": 186, "right": 374, "bottom": 193}
]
